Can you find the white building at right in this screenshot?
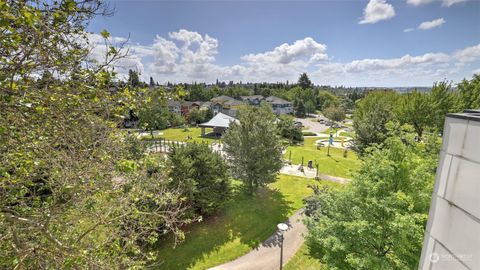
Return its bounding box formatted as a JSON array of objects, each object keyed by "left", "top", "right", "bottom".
[{"left": 419, "top": 109, "right": 480, "bottom": 270}]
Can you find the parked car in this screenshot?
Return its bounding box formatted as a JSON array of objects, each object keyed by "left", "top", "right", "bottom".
[{"left": 294, "top": 121, "right": 303, "bottom": 128}]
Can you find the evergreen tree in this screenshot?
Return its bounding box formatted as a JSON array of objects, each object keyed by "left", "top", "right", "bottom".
[{"left": 298, "top": 72, "right": 313, "bottom": 89}]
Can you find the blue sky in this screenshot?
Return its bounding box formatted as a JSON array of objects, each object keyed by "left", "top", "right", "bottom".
[{"left": 88, "top": 0, "right": 480, "bottom": 86}]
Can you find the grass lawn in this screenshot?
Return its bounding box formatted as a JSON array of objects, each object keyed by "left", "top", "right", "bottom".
[
  {"left": 140, "top": 127, "right": 220, "bottom": 144},
  {"left": 154, "top": 175, "right": 340, "bottom": 270},
  {"left": 339, "top": 131, "right": 355, "bottom": 138},
  {"left": 284, "top": 138, "right": 360, "bottom": 178},
  {"left": 284, "top": 243, "right": 323, "bottom": 270}
]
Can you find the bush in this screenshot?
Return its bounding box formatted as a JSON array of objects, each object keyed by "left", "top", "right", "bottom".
[
  {"left": 168, "top": 143, "right": 230, "bottom": 215},
  {"left": 302, "top": 131, "right": 317, "bottom": 136}
]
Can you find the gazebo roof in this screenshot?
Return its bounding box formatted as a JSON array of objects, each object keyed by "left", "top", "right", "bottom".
[{"left": 198, "top": 112, "right": 238, "bottom": 128}]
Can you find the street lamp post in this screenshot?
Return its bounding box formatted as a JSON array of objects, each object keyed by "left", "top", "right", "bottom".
[{"left": 277, "top": 223, "right": 288, "bottom": 270}]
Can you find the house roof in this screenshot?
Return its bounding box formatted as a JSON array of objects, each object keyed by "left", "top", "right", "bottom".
[
  {"left": 198, "top": 112, "right": 238, "bottom": 128},
  {"left": 200, "top": 101, "right": 211, "bottom": 108},
  {"left": 266, "top": 96, "right": 292, "bottom": 105},
  {"left": 223, "top": 99, "right": 244, "bottom": 107},
  {"left": 210, "top": 95, "right": 235, "bottom": 103},
  {"left": 167, "top": 100, "right": 181, "bottom": 107},
  {"left": 240, "top": 95, "right": 264, "bottom": 101}
]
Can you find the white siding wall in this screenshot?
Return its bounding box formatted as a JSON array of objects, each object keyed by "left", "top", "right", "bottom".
[{"left": 419, "top": 114, "right": 480, "bottom": 270}]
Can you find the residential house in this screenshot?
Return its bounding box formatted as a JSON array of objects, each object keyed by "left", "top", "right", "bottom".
[
  {"left": 180, "top": 101, "right": 203, "bottom": 116},
  {"left": 265, "top": 96, "right": 293, "bottom": 115},
  {"left": 239, "top": 95, "right": 264, "bottom": 106},
  {"left": 167, "top": 100, "right": 181, "bottom": 115},
  {"left": 222, "top": 99, "right": 244, "bottom": 117}
]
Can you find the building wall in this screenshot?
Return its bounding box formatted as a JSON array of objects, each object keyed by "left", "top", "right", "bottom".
[{"left": 419, "top": 112, "right": 480, "bottom": 270}]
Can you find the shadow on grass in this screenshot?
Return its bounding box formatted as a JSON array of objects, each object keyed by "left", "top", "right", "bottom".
[{"left": 151, "top": 185, "right": 294, "bottom": 269}]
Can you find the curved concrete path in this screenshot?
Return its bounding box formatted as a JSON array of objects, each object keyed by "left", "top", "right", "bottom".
[
  {"left": 280, "top": 164, "right": 351, "bottom": 184},
  {"left": 209, "top": 210, "right": 307, "bottom": 270}
]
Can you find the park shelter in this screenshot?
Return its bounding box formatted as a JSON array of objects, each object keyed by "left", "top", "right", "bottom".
[{"left": 198, "top": 112, "right": 238, "bottom": 136}]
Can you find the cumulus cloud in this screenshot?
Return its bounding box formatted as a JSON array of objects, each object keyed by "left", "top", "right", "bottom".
[
  {"left": 86, "top": 30, "right": 480, "bottom": 86},
  {"left": 359, "top": 0, "right": 396, "bottom": 24},
  {"left": 453, "top": 44, "right": 480, "bottom": 62},
  {"left": 418, "top": 18, "right": 446, "bottom": 30},
  {"left": 403, "top": 28, "right": 415, "bottom": 32},
  {"left": 241, "top": 37, "right": 327, "bottom": 64},
  {"left": 407, "top": 0, "right": 468, "bottom": 6}
]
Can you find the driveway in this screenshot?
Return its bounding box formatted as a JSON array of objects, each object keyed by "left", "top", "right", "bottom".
[
  {"left": 209, "top": 210, "right": 307, "bottom": 270},
  {"left": 294, "top": 117, "right": 329, "bottom": 134}
]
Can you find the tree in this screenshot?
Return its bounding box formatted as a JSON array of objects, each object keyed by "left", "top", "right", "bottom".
[
  {"left": 223, "top": 104, "right": 283, "bottom": 194},
  {"left": 137, "top": 88, "right": 170, "bottom": 136},
  {"left": 149, "top": 76, "right": 155, "bottom": 88},
  {"left": 395, "top": 90, "right": 433, "bottom": 138},
  {"left": 294, "top": 99, "right": 306, "bottom": 118},
  {"left": 298, "top": 73, "right": 313, "bottom": 89},
  {"left": 278, "top": 115, "right": 304, "bottom": 143},
  {"left": 429, "top": 81, "right": 457, "bottom": 133},
  {"left": 353, "top": 91, "right": 399, "bottom": 155},
  {"left": 304, "top": 124, "right": 439, "bottom": 270},
  {"left": 305, "top": 100, "right": 317, "bottom": 115},
  {"left": 323, "top": 106, "right": 346, "bottom": 123},
  {"left": 457, "top": 74, "right": 480, "bottom": 110},
  {"left": 187, "top": 108, "right": 206, "bottom": 124},
  {"left": 128, "top": 69, "right": 141, "bottom": 88},
  {"left": 0, "top": 1, "right": 190, "bottom": 268},
  {"left": 168, "top": 143, "right": 230, "bottom": 215},
  {"left": 317, "top": 91, "right": 340, "bottom": 111}
]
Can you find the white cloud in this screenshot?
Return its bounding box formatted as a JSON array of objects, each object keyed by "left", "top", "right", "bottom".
[
  {"left": 453, "top": 44, "right": 480, "bottom": 62},
  {"left": 241, "top": 37, "right": 327, "bottom": 64},
  {"left": 87, "top": 30, "right": 480, "bottom": 86},
  {"left": 359, "top": 0, "right": 396, "bottom": 24},
  {"left": 406, "top": 0, "right": 468, "bottom": 6},
  {"left": 473, "top": 68, "right": 480, "bottom": 75},
  {"left": 442, "top": 0, "right": 468, "bottom": 6},
  {"left": 404, "top": 28, "right": 415, "bottom": 32},
  {"left": 418, "top": 18, "right": 446, "bottom": 30},
  {"left": 407, "top": 0, "right": 436, "bottom": 6}
]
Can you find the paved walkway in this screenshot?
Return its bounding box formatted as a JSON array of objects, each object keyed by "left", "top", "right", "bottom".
[
  {"left": 209, "top": 210, "right": 307, "bottom": 270},
  {"left": 294, "top": 117, "right": 329, "bottom": 134},
  {"left": 280, "top": 164, "right": 351, "bottom": 184}
]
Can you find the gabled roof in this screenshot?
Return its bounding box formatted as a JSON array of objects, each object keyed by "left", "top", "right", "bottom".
[
  {"left": 223, "top": 99, "right": 244, "bottom": 107},
  {"left": 240, "top": 95, "right": 264, "bottom": 101},
  {"left": 265, "top": 96, "right": 292, "bottom": 105},
  {"left": 198, "top": 112, "right": 238, "bottom": 128},
  {"left": 210, "top": 95, "right": 235, "bottom": 103},
  {"left": 167, "top": 100, "right": 181, "bottom": 107}
]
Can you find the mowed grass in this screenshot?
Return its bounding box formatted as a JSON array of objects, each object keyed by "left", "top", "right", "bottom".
[
  {"left": 284, "top": 137, "right": 360, "bottom": 178},
  {"left": 284, "top": 244, "right": 323, "bottom": 270},
  {"left": 141, "top": 127, "right": 220, "bottom": 143},
  {"left": 154, "top": 175, "right": 341, "bottom": 270}
]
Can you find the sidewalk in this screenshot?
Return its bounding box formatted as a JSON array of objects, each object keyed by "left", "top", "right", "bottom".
[
  {"left": 209, "top": 210, "right": 307, "bottom": 270},
  {"left": 280, "top": 164, "right": 351, "bottom": 184}
]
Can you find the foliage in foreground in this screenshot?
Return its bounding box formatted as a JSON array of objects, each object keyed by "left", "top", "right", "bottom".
[
  {"left": 0, "top": 0, "right": 192, "bottom": 268},
  {"left": 223, "top": 104, "right": 283, "bottom": 193},
  {"left": 304, "top": 124, "right": 440, "bottom": 270}
]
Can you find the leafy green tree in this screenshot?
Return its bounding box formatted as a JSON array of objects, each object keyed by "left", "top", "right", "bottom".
[
  {"left": 323, "top": 105, "right": 346, "bottom": 123},
  {"left": 223, "top": 104, "right": 283, "bottom": 194},
  {"left": 395, "top": 90, "right": 433, "bottom": 138},
  {"left": 353, "top": 91, "right": 399, "bottom": 154},
  {"left": 457, "top": 74, "right": 480, "bottom": 111},
  {"left": 278, "top": 114, "right": 304, "bottom": 143},
  {"left": 305, "top": 100, "right": 317, "bottom": 115},
  {"left": 318, "top": 91, "right": 340, "bottom": 111},
  {"left": 429, "top": 81, "right": 457, "bottom": 133},
  {"left": 168, "top": 143, "right": 230, "bottom": 215},
  {"left": 187, "top": 108, "right": 206, "bottom": 124},
  {"left": 298, "top": 72, "right": 313, "bottom": 89},
  {"left": 0, "top": 1, "right": 190, "bottom": 268},
  {"left": 137, "top": 88, "right": 170, "bottom": 136},
  {"left": 305, "top": 124, "right": 439, "bottom": 270}
]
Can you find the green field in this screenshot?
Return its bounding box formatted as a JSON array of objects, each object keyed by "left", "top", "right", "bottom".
[
  {"left": 284, "top": 138, "right": 360, "bottom": 178},
  {"left": 154, "top": 175, "right": 340, "bottom": 270},
  {"left": 140, "top": 127, "right": 220, "bottom": 143},
  {"left": 284, "top": 243, "right": 323, "bottom": 270}
]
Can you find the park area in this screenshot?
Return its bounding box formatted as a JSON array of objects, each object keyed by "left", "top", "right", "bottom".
[
  {"left": 154, "top": 175, "right": 340, "bottom": 269},
  {"left": 284, "top": 137, "right": 360, "bottom": 179}
]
